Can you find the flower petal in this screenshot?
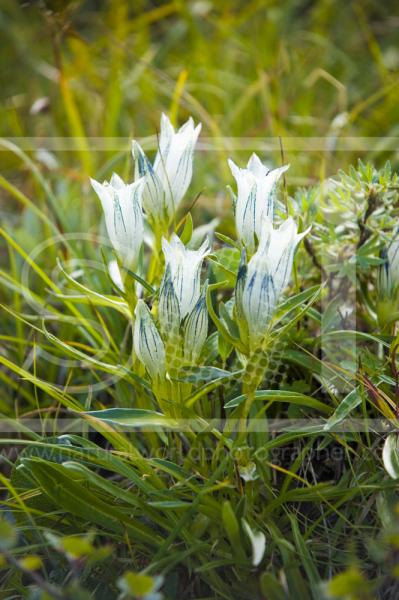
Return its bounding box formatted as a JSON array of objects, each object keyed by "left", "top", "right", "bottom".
[
  {"left": 155, "top": 116, "right": 201, "bottom": 214},
  {"left": 134, "top": 300, "right": 165, "bottom": 380},
  {"left": 158, "top": 266, "right": 181, "bottom": 335},
  {"left": 242, "top": 519, "right": 266, "bottom": 567},
  {"left": 228, "top": 156, "right": 289, "bottom": 250},
  {"left": 132, "top": 141, "right": 165, "bottom": 224},
  {"left": 162, "top": 234, "right": 210, "bottom": 319},
  {"left": 184, "top": 288, "right": 208, "bottom": 363},
  {"left": 91, "top": 175, "right": 144, "bottom": 268},
  {"left": 240, "top": 215, "right": 309, "bottom": 348},
  {"left": 382, "top": 433, "right": 399, "bottom": 479},
  {"left": 108, "top": 260, "right": 125, "bottom": 292},
  {"left": 247, "top": 153, "right": 269, "bottom": 177}
]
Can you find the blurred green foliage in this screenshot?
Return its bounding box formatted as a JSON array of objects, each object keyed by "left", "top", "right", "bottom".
[{"left": 2, "top": 0, "right": 399, "bottom": 178}]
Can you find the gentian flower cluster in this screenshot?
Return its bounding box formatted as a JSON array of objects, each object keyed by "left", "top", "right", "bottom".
[{"left": 91, "top": 114, "right": 309, "bottom": 380}]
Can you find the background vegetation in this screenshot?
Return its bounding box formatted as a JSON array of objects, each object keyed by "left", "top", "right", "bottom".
[{"left": 1, "top": 1, "right": 399, "bottom": 599}]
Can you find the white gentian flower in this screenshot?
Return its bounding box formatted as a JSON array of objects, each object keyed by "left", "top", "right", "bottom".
[
  {"left": 236, "top": 216, "right": 309, "bottom": 349},
  {"left": 108, "top": 260, "right": 125, "bottom": 292},
  {"left": 238, "top": 461, "right": 258, "bottom": 482},
  {"left": 158, "top": 266, "right": 181, "bottom": 335},
  {"left": 158, "top": 238, "right": 209, "bottom": 365},
  {"left": 162, "top": 234, "right": 210, "bottom": 319},
  {"left": 228, "top": 154, "right": 289, "bottom": 253},
  {"left": 388, "top": 237, "right": 399, "bottom": 285},
  {"left": 242, "top": 519, "right": 266, "bottom": 567},
  {"left": 183, "top": 289, "right": 208, "bottom": 363},
  {"left": 132, "top": 114, "right": 201, "bottom": 229},
  {"left": 382, "top": 433, "right": 399, "bottom": 479},
  {"left": 91, "top": 174, "right": 144, "bottom": 267},
  {"left": 133, "top": 300, "right": 165, "bottom": 380},
  {"left": 379, "top": 235, "right": 399, "bottom": 298}
]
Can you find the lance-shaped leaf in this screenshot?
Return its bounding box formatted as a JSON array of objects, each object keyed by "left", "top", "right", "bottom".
[
  {"left": 91, "top": 173, "right": 144, "bottom": 268},
  {"left": 133, "top": 300, "right": 165, "bottom": 380}
]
